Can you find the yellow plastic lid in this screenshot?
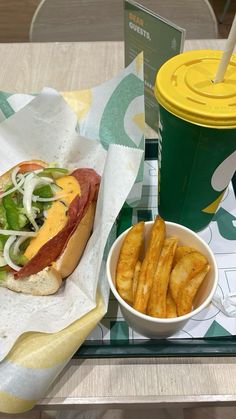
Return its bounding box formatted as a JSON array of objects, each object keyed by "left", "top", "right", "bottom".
[{"left": 155, "top": 50, "right": 236, "bottom": 128}]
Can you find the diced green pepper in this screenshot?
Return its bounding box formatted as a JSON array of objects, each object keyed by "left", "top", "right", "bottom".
[
  {"left": 2, "top": 194, "right": 20, "bottom": 230},
  {"left": 0, "top": 235, "right": 8, "bottom": 251},
  {"left": 18, "top": 213, "right": 28, "bottom": 229},
  {"left": 18, "top": 237, "right": 30, "bottom": 252},
  {"left": 0, "top": 251, "right": 6, "bottom": 267},
  {"left": 10, "top": 250, "right": 28, "bottom": 266},
  {"left": 2, "top": 193, "right": 29, "bottom": 230},
  {"left": 0, "top": 204, "right": 9, "bottom": 229},
  {"left": 34, "top": 184, "right": 53, "bottom": 198},
  {"left": 15, "top": 192, "right": 23, "bottom": 206},
  {"left": 39, "top": 167, "right": 69, "bottom": 179},
  {"left": 33, "top": 201, "right": 52, "bottom": 214},
  {"left": 4, "top": 182, "right": 13, "bottom": 191}
]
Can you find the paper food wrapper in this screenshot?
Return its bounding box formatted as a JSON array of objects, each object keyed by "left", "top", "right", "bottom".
[{"left": 0, "top": 56, "right": 144, "bottom": 413}]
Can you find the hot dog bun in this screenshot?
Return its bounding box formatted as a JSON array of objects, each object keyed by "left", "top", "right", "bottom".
[
  {"left": 55, "top": 201, "right": 96, "bottom": 278},
  {"left": 0, "top": 266, "right": 62, "bottom": 296},
  {"left": 0, "top": 205, "right": 95, "bottom": 295},
  {"left": 0, "top": 161, "right": 99, "bottom": 295}
]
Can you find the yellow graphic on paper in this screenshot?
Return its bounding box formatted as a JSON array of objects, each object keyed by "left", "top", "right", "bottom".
[
  {"left": 0, "top": 294, "right": 106, "bottom": 414},
  {"left": 6, "top": 293, "right": 105, "bottom": 369},
  {"left": 202, "top": 191, "right": 225, "bottom": 214},
  {"left": 0, "top": 391, "right": 35, "bottom": 414},
  {"left": 135, "top": 53, "right": 143, "bottom": 75},
  {"left": 62, "top": 90, "right": 92, "bottom": 120},
  {"left": 132, "top": 112, "right": 145, "bottom": 131}
]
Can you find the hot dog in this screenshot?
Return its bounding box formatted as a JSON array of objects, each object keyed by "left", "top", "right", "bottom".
[{"left": 0, "top": 160, "right": 100, "bottom": 295}]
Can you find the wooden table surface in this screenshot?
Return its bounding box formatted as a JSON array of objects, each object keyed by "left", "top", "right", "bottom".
[
  {"left": 0, "top": 39, "right": 233, "bottom": 93},
  {"left": 0, "top": 39, "right": 236, "bottom": 410}
]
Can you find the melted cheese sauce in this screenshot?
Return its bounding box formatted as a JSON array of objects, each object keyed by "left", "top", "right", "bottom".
[
  {"left": 56, "top": 176, "right": 81, "bottom": 207},
  {"left": 24, "top": 175, "right": 80, "bottom": 260}
]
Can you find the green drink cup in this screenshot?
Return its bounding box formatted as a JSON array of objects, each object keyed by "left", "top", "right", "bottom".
[{"left": 154, "top": 49, "right": 236, "bottom": 231}]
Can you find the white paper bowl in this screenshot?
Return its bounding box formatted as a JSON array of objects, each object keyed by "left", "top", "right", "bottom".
[{"left": 106, "top": 220, "right": 218, "bottom": 338}]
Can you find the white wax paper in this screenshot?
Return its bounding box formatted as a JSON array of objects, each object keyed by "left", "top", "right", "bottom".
[{"left": 0, "top": 88, "right": 143, "bottom": 361}]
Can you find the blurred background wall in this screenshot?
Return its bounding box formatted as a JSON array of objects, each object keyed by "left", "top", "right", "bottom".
[{"left": 0, "top": 0, "right": 234, "bottom": 42}]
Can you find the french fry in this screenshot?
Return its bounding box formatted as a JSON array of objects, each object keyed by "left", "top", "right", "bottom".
[
  {"left": 115, "top": 216, "right": 211, "bottom": 320},
  {"left": 133, "top": 215, "right": 165, "bottom": 313},
  {"left": 116, "top": 221, "right": 144, "bottom": 305},
  {"left": 132, "top": 260, "right": 141, "bottom": 301},
  {"left": 173, "top": 246, "right": 197, "bottom": 267},
  {"left": 177, "top": 264, "right": 210, "bottom": 316},
  {"left": 147, "top": 236, "right": 178, "bottom": 318},
  {"left": 169, "top": 251, "right": 208, "bottom": 304},
  {"left": 132, "top": 256, "right": 148, "bottom": 312},
  {"left": 166, "top": 290, "right": 177, "bottom": 318}
]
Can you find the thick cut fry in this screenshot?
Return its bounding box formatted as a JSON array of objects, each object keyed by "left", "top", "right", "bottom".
[
  {"left": 177, "top": 264, "right": 210, "bottom": 316},
  {"left": 132, "top": 256, "right": 148, "bottom": 311},
  {"left": 116, "top": 221, "right": 144, "bottom": 305},
  {"left": 132, "top": 260, "right": 141, "bottom": 301},
  {"left": 173, "top": 246, "right": 197, "bottom": 267},
  {"left": 166, "top": 290, "right": 177, "bottom": 318},
  {"left": 147, "top": 236, "right": 178, "bottom": 318},
  {"left": 169, "top": 251, "right": 208, "bottom": 304},
  {"left": 133, "top": 215, "right": 165, "bottom": 313}
]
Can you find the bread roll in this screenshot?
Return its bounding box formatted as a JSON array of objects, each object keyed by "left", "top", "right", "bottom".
[{"left": 0, "top": 160, "right": 99, "bottom": 295}]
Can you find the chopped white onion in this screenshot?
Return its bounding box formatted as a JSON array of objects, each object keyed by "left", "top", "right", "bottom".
[
  {"left": 23, "top": 172, "right": 53, "bottom": 183},
  {"left": 39, "top": 176, "right": 54, "bottom": 184},
  {"left": 31, "top": 206, "right": 40, "bottom": 216},
  {"left": 23, "top": 175, "right": 54, "bottom": 231},
  {"left": 34, "top": 194, "right": 66, "bottom": 202},
  {"left": 30, "top": 176, "right": 54, "bottom": 202},
  {"left": 43, "top": 210, "right": 48, "bottom": 219},
  {"left": 11, "top": 166, "right": 23, "bottom": 187},
  {"left": 3, "top": 236, "right": 21, "bottom": 271},
  {"left": 12, "top": 235, "right": 30, "bottom": 256},
  {"left": 0, "top": 172, "right": 25, "bottom": 198},
  {"left": 51, "top": 184, "right": 62, "bottom": 193},
  {"left": 32, "top": 181, "right": 64, "bottom": 202},
  {"left": 21, "top": 172, "right": 34, "bottom": 181},
  {"left": 31, "top": 169, "right": 43, "bottom": 174},
  {"left": 23, "top": 176, "right": 40, "bottom": 231},
  {"left": 11, "top": 166, "right": 20, "bottom": 184},
  {"left": 12, "top": 174, "right": 25, "bottom": 195},
  {"left": 11, "top": 167, "right": 25, "bottom": 195},
  {"left": 1, "top": 167, "right": 66, "bottom": 238},
  {"left": 0, "top": 229, "right": 37, "bottom": 237}
]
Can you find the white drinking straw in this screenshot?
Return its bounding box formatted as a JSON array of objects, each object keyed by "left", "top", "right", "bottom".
[{"left": 214, "top": 13, "right": 236, "bottom": 83}]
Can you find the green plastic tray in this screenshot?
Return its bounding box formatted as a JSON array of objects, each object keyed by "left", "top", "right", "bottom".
[{"left": 75, "top": 139, "right": 236, "bottom": 358}]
